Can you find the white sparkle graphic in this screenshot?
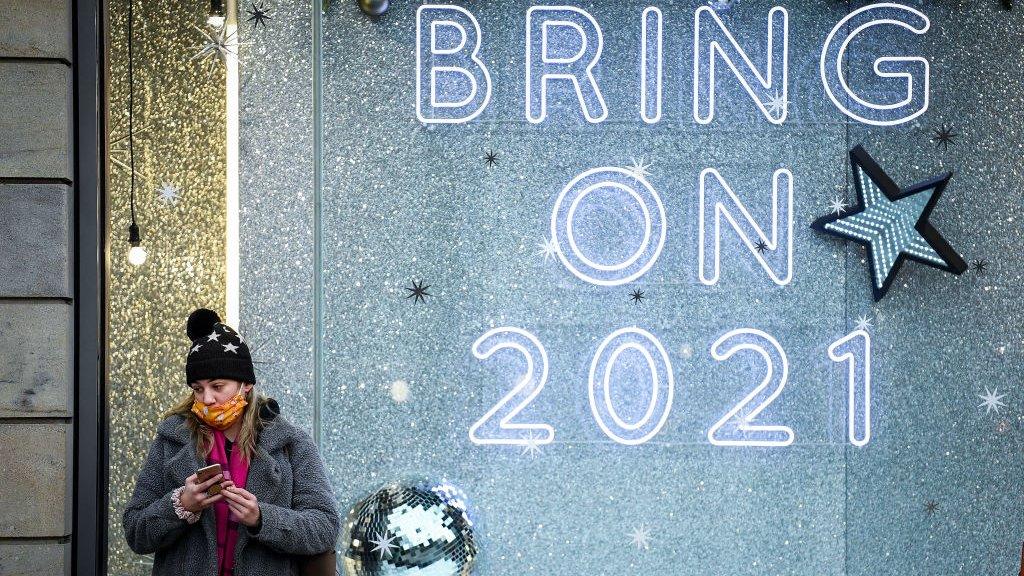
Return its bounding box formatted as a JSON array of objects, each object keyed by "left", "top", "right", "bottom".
[
  {"left": 854, "top": 314, "right": 873, "bottom": 331},
  {"left": 190, "top": 25, "right": 247, "bottom": 75},
  {"left": 626, "top": 157, "right": 653, "bottom": 179},
  {"left": 764, "top": 90, "right": 788, "bottom": 118},
  {"left": 520, "top": 430, "right": 544, "bottom": 458},
  {"left": 978, "top": 387, "right": 1007, "bottom": 414},
  {"left": 537, "top": 236, "right": 558, "bottom": 263},
  {"left": 679, "top": 343, "right": 694, "bottom": 359},
  {"left": 828, "top": 195, "right": 849, "bottom": 215},
  {"left": 157, "top": 182, "right": 181, "bottom": 205},
  {"left": 369, "top": 531, "right": 399, "bottom": 559},
  {"left": 627, "top": 524, "right": 652, "bottom": 550}
]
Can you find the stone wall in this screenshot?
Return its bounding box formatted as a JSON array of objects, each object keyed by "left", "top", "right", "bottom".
[{"left": 0, "top": 0, "right": 75, "bottom": 574}]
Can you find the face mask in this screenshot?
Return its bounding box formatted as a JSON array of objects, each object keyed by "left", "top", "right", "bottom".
[{"left": 191, "top": 390, "right": 248, "bottom": 430}]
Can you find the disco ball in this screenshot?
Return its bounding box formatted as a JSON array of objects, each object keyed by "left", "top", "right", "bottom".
[{"left": 341, "top": 480, "right": 477, "bottom": 576}]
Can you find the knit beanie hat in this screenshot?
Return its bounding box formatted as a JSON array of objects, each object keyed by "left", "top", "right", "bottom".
[{"left": 185, "top": 308, "right": 256, "bottom": 385}]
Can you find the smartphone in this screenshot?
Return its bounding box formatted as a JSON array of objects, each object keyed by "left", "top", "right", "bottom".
[{"left": 196, "top": 463, "right": 223, "bottom": 496}]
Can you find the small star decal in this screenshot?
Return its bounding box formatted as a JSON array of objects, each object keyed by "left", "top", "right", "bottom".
[
  {"left": 520, "top": 430, "right": 544, "bottom": 458},
  {"left": 368, "top": 531, "right": 399, "bottom": 559},
  {"left": 190, "top": 343, "right": 203, "bottom": 355},
  {"left": 206, "top": 330, "right": 221, "bottom": 342},
  {"left": 630, "top": 288, "right": 645, "bottom": 304},
  {"left": 764, "top": 90, "right": 788, "bottom": 119},
  {"left": 753, "top": 239, "right": 769, "bottom": 254},
  {"left": 627, "top": 157, "right": 653, "bottom": 179},
  {"left": 223, "top": 342, "right": 240, "bottom": 354},
  {"left": 190, "top": 25, "right": 242, "bottom": 76},
  {"left": 627, "top": 524, "right": 652, "bottom": 550},
  {"left": 854, "top": 314, "right": 873, "bottom": 331},
  {"left": 405, "top": 280, "right": 431, "bottom": 303},
  {"left": 827, "top": 195, "right": 849, "bottom": 215},
  {"left": 537, "top": 236, "right": 559, "bottom": 263},
  {"left": 971, "top": 258, "right": 989, "bottom": 275},
  {"left": 483, "top": 149, "right": 498, "bottom": 168},
  {"left": 924, "top": 500, "right": 938, "bottom": 516},
  {"left": 931, "top": 124, "right": 958, "bottom": 151},
  {"left": 247, "top": 1, "right": 272, "bottom": 29},
  {"left": 811, "top": 145, "right": 968, "bottom": 301},
  {"left": 157, "top": 182, "right": 181, "bottom": 205},
  {"left": 978, "top": 387, "right": 1007, "bottom": 414}
]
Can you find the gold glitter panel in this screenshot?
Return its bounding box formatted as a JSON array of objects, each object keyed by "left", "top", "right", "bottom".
[{"left": 105, "top": 1, "right": 226, "bottom": 573}]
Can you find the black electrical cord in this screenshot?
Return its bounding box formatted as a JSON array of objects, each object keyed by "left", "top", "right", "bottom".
[{"left": 127, "top": 0, "right": 139, "bottom": 241}]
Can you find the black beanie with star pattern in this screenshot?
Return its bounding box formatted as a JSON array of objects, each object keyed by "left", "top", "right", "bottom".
[{"left": 185, "top": 308, "right": 256, "bottom": 385}]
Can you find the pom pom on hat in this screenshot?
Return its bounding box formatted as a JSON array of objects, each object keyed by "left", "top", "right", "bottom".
[
  {"left": 184, "top": 308, "right": 256, "bottom": 385},
  {"left": 187, "top": 308, "right": 221, "bottom": 342}
]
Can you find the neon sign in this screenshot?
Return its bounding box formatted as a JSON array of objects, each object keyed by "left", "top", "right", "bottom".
[
  {"left": 471, "top": 326, "right": 872, "bottom": 447},
  {"left": 416, "top": 3, "right": 930, "bottom": 125}
]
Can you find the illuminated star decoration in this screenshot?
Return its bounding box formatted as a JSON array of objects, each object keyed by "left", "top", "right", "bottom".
[
  {"left": 924, "top": 500, "right": 938, "bottom": 516},
  {"left": 931, "top": 124, "right": 958, "bottom": 151},
  {"left": 630, "top": 288, "right": 645, "bottom": 304},
  {"left": 368, "top": 531, "right": 399, "bottom": 559},
  {"left": 627, "top": 524, "right": 652, "bottom": 550},
  {"left": 810, "top": 145, "right": 968, "bottom": 301},
  {"left": 977, "top": 387, "right": 1007, "bottom": 414},
  {"left": 157, "top": 182, "right": 180, "bottom": 205},
  {"left": 483, "top": 149, "right": 498, "bottom": 168},
  {"left": 405, "top": 279, "right": 431, "bottom": 303},
  {"left": 247, "top": 1, "right": 272, "bottom": 29}
]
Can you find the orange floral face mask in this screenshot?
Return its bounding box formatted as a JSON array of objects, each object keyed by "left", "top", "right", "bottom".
[{"left": 191, "top": 391, "right": 248, "bottom": 430}]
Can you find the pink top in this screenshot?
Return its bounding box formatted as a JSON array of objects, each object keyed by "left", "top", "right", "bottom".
[{"left": 209, "top": 429, "right": 250, "bottom": 576}]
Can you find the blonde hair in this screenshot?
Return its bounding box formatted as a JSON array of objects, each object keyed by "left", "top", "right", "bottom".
[{"left": 162, "top": 384, "right": 268, "bottom": 464}]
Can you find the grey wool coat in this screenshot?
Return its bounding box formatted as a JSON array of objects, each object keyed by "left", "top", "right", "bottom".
[{"left": 122, "top": 398, "right": 341, "bottom": 576}]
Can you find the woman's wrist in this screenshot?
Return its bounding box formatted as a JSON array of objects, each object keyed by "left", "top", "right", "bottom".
[{"left": 171, "top": 486, "right": 201, "bottom": 523}]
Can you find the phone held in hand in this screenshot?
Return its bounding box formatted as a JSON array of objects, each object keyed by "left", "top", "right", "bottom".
[{"left": 196, "top": 463, "right": 223, "bottom": 496}]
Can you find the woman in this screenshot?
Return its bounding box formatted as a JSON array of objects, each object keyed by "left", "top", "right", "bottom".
[{"left": 123, "top": 308, "right": 340, "bottom": 576}]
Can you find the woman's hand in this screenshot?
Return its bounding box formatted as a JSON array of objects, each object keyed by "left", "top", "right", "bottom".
[
  {"left": 219, "top": 482, "right": 262, "bottom": 528},
  {"left": 179, "top": 472, "right": 225, "bottom": 513}
]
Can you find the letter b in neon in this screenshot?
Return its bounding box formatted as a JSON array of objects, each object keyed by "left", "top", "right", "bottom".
[{"left": 416, "top": 5, "right": 492, "bottom": 124}]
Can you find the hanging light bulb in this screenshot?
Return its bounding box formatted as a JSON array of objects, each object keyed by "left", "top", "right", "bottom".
[
  {"left": 125, "top": 1, "right": 147, "bottom": 267},
  {"left": 208, "top": 0, "right": 226, "bottom": 29},
  {"left": 127, "top": 223, "right": 147, "bottom": 266}
]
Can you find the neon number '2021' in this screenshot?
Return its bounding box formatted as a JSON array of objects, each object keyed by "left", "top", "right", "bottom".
[{"left": 472, "top": 327, "right": 872, "bottom": 447}]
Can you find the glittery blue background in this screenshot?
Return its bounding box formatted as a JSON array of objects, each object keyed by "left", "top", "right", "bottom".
[{"left": 239, "top": 2, "right": 1024, "bottom": 574}]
